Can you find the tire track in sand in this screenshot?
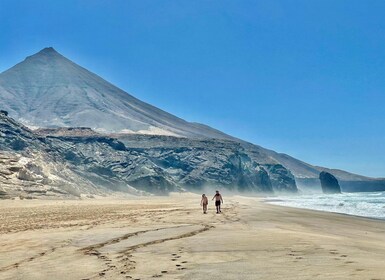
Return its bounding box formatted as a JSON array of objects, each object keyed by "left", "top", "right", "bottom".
[
  {"left": 79, "top": 224, "right": 213, "bottom": 279},
  {"left": 0, "top": 243, "right": 69, "bottom": 273}
]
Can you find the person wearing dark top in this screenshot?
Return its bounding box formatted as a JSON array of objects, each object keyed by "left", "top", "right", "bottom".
[{"left": 212, "top": 190, "right": 223, "bottom": 214}]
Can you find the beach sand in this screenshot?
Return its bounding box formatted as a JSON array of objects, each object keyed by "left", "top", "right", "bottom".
[{"left": 0, "top": 193, "right": 384, "bottom": 280}]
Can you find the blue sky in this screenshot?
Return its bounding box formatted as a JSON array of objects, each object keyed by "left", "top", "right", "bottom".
[{"left": 1, "top": 0, "right": 385, "bottom": 177}]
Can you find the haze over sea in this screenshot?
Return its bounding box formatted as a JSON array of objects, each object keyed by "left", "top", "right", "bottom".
[{"left": 267, "top": 191, "right": 385, "bottom": 220}]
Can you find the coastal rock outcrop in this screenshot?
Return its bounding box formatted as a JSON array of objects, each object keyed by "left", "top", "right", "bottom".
[{"left": 319, "top": 171, "right": 341, "bottom": 194}]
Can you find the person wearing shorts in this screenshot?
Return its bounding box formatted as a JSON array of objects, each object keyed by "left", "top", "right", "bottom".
[{"left": 212, "top": 190, "right": 223, "bottom": 214}]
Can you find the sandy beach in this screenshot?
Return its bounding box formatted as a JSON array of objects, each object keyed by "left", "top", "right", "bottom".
[{"left": 0, "top": 193, "right": 384, "bottom": 280}]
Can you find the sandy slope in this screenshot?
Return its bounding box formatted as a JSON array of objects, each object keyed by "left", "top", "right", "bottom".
[{"left": 0, "top": 194, "right": 384, "bottom": 280}]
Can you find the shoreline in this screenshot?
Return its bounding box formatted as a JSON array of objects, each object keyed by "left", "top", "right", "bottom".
[
  {"left": 1, "top": 194, "right": 385, "bottom": 279},
  {"left": 263, "top": 199, "right": 385, "bottom": 222},
  {"left": 262, "top": 191, "right": 385, "bottom": 222}
]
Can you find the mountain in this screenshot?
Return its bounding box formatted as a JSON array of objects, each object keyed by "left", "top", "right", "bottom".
[
  {"left": 0, "top": 47, "right": 232, "bottom": 138},
  {"left": 1, "top": 47, "right": 384, "bottom": 195}
]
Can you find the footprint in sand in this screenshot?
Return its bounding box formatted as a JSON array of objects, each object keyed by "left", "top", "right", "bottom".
[
  {"left": 181, "top": 261, "right": 188, "bottom": 264},
  {"left": 161, "top": 271, "right": 168, "bottom": 274}
]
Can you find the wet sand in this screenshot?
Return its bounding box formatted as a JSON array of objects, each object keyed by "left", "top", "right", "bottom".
[{"left": 0, "top": 193, "right": 385, "bottom": 280}]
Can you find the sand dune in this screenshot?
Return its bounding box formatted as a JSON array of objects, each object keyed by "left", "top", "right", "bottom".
[{"left": 0, "top": 194, "right": 384, "bottom": 280}]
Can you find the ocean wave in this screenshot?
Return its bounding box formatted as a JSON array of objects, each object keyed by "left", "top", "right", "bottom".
[{"left": 265, "top": 192, "right": 385, "bottom": 219}]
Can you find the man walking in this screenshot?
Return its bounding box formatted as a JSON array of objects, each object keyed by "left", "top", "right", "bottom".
[{"left": 212, "top": 190, "right": 223, "bottom": 214}]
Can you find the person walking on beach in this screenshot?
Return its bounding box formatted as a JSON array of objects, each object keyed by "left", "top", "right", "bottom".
[
  {"left": 201, "top": 194, "right": 208, "bottom": 214},
  {"left": 212, "top": 190, "right": 223, "bottom": 214}
]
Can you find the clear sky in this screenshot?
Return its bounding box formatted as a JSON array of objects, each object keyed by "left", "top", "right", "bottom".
[{"left": 1, "top": 0, "right": 385, "bottom": 177}]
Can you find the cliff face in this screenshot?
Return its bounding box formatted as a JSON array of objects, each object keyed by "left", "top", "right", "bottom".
[
  {"left": 113, "top": 135, "right": 298, "bottom": 193},
  {"left": 319, "top": 171, "right": 341, "bottom": 194},
  {"left": 0, "top": 112, "right": 104, "bottom": 198},
  {"left": 0, "top": 113, "right": 298, "bottom": 198}
]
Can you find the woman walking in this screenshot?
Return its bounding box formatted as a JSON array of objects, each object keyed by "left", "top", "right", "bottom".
[
  {"left": 201, "top": 194, "right": 208, "bottom": 214},
  {"left": 201, "top": 194, "right": 209, "bottom": 214}
]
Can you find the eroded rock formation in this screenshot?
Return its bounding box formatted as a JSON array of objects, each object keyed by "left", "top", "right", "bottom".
[
  {"left": 319, "top": 171, "right": 341, "bottom": 194},
  {"left": 1, "top": 113, "right": 298, "bottom": 198}
]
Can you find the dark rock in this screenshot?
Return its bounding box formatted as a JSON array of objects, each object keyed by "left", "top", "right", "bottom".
[{"left": 319, "top": 171, "right": 341, "bottom": 194}]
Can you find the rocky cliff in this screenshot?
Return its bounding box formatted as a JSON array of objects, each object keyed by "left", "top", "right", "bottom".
[
  {"left": 0, "top": 112, "right": 297, "bottom": 198},
  {"left": 0, "top": 112, "right": 101, "bottom": 198}
]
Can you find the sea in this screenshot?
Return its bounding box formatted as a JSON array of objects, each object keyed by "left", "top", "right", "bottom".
[{"left": 266, "top": 191, "right": 385, "bottom": 220}]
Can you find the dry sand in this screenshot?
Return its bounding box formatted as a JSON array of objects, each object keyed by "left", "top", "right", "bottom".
[{"left": 0, "top": 193, "right": 384, "bottom": 280}]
